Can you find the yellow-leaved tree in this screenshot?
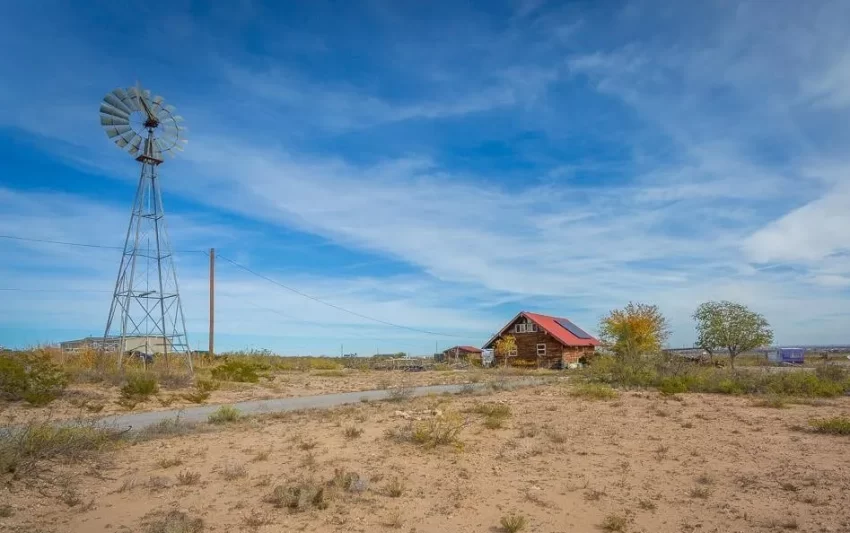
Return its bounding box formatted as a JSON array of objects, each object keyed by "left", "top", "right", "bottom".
[
  {"left": 598, "top": 302, "right": 670, "bottom": 359},
  {"left": 493, "top": 335, "right": 517, "bottom": 368}
]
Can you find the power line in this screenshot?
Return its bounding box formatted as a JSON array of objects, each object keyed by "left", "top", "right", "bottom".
[
  {"left": 217, "top": 253, "right": 467, "bottom": 339},
  {"left": 0, "top": 234, "right": 207, "bottom": 254}
]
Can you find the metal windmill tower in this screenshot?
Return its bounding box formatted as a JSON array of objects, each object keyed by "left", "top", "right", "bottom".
[{"left": 99, "top": 85, "right": 192, "bottom": 371}]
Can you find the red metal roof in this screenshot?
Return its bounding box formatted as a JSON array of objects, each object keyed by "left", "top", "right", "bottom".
[
  {"left": 483, "top": 311, "right": 600, "bottom": 349},
  {"left": 447, "top": 345, "right": 483, "bottom": 353}
]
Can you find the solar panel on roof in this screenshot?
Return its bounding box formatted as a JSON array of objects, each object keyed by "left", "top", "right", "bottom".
[{"left": 554, "top": 318, "right": 592, "bottom": 339}]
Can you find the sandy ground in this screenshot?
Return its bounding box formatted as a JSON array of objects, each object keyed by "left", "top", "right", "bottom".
[
  {"left": 3, "top": 384, "right": 850, "bottom": 533},
  {"left": 0, "top": 369, "right": 513, "bottom": 425}
]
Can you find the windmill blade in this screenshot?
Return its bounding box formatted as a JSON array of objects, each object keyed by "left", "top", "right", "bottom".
[
  {"left": 105, "top": 125, "right": 133, "bottom": 138},
  {"left": 100, "top": 113, "right": 130, "bottom": 126},
  {"left": 104, "top": 92, "right": 132, "bottom": 115},
  {"left": 128, "top": 135, "right": 144, "bottom": 155},
  {"left": 99, "top": 102, "right": 130, "bottom": 120}
]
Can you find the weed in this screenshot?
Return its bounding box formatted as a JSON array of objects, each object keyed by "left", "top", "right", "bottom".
[
  {"left": 148, "top": 476, "right": 173, "bottom": 491},
  {"left": 157, "top": 395, "right": 177, "bottom": 407},
  {"left": 157, "top": 457, "right": 184, "bottom": 469},
  {"left": 210, "top": 359, "right": 261, "bottom": 383},
  {"left": 474, "top": 403, "right": 511, "bottom": 429},
  {"left": 584, "top": 488, "right": 606, "bottom": 501},
  {"left": 409, "top": 412, "right": 466, "bottom": 449},
  {"left": 0, "top": 421, "right": 123, "bottom": 477},
  {"left": 135, "top": 416, "right": 200, "bottom": 441},
  {"left": 297, "top": 438, "right": 318, "bottom": 451},
  {"left": 638, "top": 498, "right": 656, "bottom": 510},
  {"left": 600, "top": 514, "right": 627, "bottom": 532},
  {"left": 653, "top": 444, "right": 669, "bottom": 461},
  {"left": 780, "top": 482, "right": 799, "bottom": 492},
  {"left": 121, "top": 373, "right": 159, "bottom": 400},
  {"left": 546, "top": 430, "right": 567, "bottom": 444},
  {"left": 143, "top": 510, "right": 204, "bottom": 533},
  {"left": 343, "top": 426, "right": 364, "bottom": 439},
  {"left": 221, "top": 462, "right": 247, "bottom": 480},
  {"left": 251, "top": 449, "right": 270, "bottom": 462},
  {"left": 689, "top": 486, "right": 711, "bottom": 499},
  {"left": 386, "top": 383, "right": 414, "bottom": 402},
  {"left": 196, "top": 378, "right": 220, "bottom": 393},
  {"left": 176, "top": 469, "right": 201, "bottom": 486},
  {"left": 383, "top": 511, "right": 404, "bottom": 528},
  {"left": 500, "top": 513, "right": 527, "bottom": 533},
  {"left": 60, "top": 486, "right": 83, "bottom": 507},
  {"left": 208, "top": 405, "right": 240, "bottom": 424},
  {"left": 752, "top": 395, "right": 789, "bottom": 408},
  {"left": 314, "top": 370, "right": 346, "bottom": 377},
  {"left": 569, "top": 383, "right": 618, "bottom": 401},
  {"left": 242, "top": 509, "right": 272, "bottom": 526},
  {"left": 385, "top": 477, "right": 405, "bottom": 497},
  {"left": 0, "top": 504, "right": 13, "bottom": 517},
  {"left": 115, "top": 478, "right": 137, "bottom": 493},
  {"left": 181, "top": 390, "right": 210, "bottom": 404},
  {"left": 518, "top": 423, "right": 539, "bottom": 438},
  {"left": 681, "top": 421, "right": 694, "bottom": 429},
  {"left": 265, "top": 481, "right": 329, "bottom": 512},
  {"left": 808, "top": 416, "right": 850, "bottom": 435}
]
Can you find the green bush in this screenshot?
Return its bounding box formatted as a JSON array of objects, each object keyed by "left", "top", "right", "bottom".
[
  {"left": 569, "top": 383, "right": 619, "bottom": 400},
  {"left": 208, "top": 405, "right": 240, "bottom": 424},
  {"left": 210, "top": 360, "right": 260, "bottom": 383},
  {"left": 0, "top": 353, "right": 68, "bottom": 406},
  {"left": 809, "top": 416, "right": 850, "bottom": 435},
  {"left": 121, "top": 373, "right": 159, "bottom": 399}
]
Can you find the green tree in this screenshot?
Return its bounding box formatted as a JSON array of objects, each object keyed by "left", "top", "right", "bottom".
[
  {"left": 598, "top": 302, "right": 670, "bottom": 358},
  {"left": 692, "top": 301, "right": 773, "bottom": 369},
  {"left": 494, "top": 335, "right": 517, "bottom": 368}
]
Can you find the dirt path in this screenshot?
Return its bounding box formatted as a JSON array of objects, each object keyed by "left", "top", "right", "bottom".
[{"left": 94, "top": 381, "right": 523, "bottom": 430}]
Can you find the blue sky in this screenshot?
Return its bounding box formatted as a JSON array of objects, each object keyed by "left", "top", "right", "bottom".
[{"left": 1, "top": 0, "right": 850, "bottom": 354}]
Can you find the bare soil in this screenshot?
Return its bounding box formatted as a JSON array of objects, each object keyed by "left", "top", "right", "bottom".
[{"left": 3, "top": 384, "right": 849, "bottom": 533}]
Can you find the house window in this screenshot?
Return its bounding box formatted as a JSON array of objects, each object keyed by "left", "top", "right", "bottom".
[
  {"left": 515, "top": 323, "right": 526, "bottom": 333},
  {"left": 528, "top": 323, "right": 537, "bottom": 332},
  {"left": 509, "top": 347, "right": 518, "bottom": 356},
  {"left": 537, "top": 343, "right": 546, "bottom": 356}
]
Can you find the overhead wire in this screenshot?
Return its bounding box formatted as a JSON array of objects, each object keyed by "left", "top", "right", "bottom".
[
  {"left": 216, "top": 253, "right": 468, "bottom": 339},
  {"left": 2, "top": 232, "right": 474, "bottom": 342}
]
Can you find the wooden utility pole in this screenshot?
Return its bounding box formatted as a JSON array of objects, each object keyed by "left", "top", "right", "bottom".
[{"left": 209, "top": 248, "right": 215, "bottom": 357}]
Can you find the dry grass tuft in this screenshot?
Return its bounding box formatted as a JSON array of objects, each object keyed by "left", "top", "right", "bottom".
[
  {"left": 808, "top": 416, "right": 850, "bottom": 435},
  {"left": 176, "top": 469, "right": 201, "bottom": 486},
  {"left": 600, "top": 513, "right": 628, "bottom": 532},
  {"left": 221, "top": 462, "right": 247, "bottom": 480},
  {"left": 385, "top": 477, "right": 405, "bottom": 497},
  {"left": 208, "top": 405, "right": 240, "bottom": 424},
  {"left": 343, "top": 425, "right": 364, "bottom": 439},
  {"left": 500, "top": 513, "right": 527, "bottom": 533},
  {"left": 569, "top": 383, "right": 618, "bottom": 401},
  {"left": 157, "top": 456, "right": 183, "bottom": 469},
  {"left": 143, "top": 510, "right": 204, "bottom": 533}
]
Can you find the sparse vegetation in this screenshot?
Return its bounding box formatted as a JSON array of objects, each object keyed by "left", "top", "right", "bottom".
[
  {"left": 210, "top": 359, "right": 262, "bottom": 383},
  {"left": 121, "top": 373, "right": 159, "bottom": 400},
  {"left": 500, "top": 513, "right": 527, "bottom": 533},
  {"left": 689, "top": 486, "right": 711, "bottom": 499},
  {"left": 389, "top": 412, "right": 466, "bottom": 449},
  {"left": 157, "top": 456, "right": 183, "bottom": 469},
  {"left": 474, "top": 403, "right": 512, "bottom": 429},
  {"left": 0, "top": 352, "right": 68, "bottom": 405},
  {"left": 221, "top": 462, "right": 247, "bottom": 480},
  {"left": 0, "top": 504, "right": 14, "bottom": 517},
  {"left": 638, "top": 498, "right": 656, "bottom": 510},
  {"left": 808, "top": 416, "right": 850, "bottom": 435},
  {"left": 600, "top": 513, "right": 628, "bottom": 532},
  {"left": 208, "top": 404, "right": 240, "bottom": 424},
  {"left": 144, "top": 510, "right": 204, "bottom": 533},
  {"left": 569, "top": 383, "right": 618, "bottom": 400},
  {"left": 343, "top": 425, "right": 364, "bottom": 439},
  {"left": 176, "top": 469, "right": 201, "bottom": 486},
  {"left": 0, "top": 421, "right": 123, "bottom": 477},
  {"left": 385, "top": 477, "right": 405, "bottom": 497}
]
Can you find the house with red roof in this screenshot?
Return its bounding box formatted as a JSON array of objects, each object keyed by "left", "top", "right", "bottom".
[
  {"left": 482, "top": 311, "right": 599, "bottom": 368},
  {"left": 440, "top": 345, "right": 484, "bottom": 364}
]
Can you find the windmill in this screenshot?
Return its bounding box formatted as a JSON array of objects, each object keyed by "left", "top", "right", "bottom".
[{"left": 99, "top": 85, "right": 192, "bottom": 372}]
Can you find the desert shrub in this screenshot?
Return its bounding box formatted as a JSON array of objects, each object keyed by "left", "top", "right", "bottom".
[
  {"left": 500, "top": 513, "right": 527, "bottom": 533},
  {"left": 181, "top": 378, "right": 219, "bottom": 403},
  {"left": 583, "top": 355, "right": 658, "bottom": 388},
  {"left": 0, "top": 353, "right": 68, "bottom": 405},
  {"left": 144, "top": 510, "right": 204, "bottom": 533},
  {"left": 0, "top": 421, "right": 123, "bottom": 477},
  {"left": 265, "top": 481, "right": 329, "bottom": 511},
  {"left": 121, "top": 373, "right": 159, "bottom": 399},
  {"left": 176, "top": 469, "right": 201, "bottom": 485},
  {"left": 763, "top": 371, "right": 845, "bottom": 397},
  {"left": 808, "top": 416, "right": 850, "bottom": 435},
  {"left": 410, "top": 412, "right": 466, "bottom": 448},
  {"left": 814, "top": 364, "right": 849, "bottom": 383},
  {"left": 208, "top": 405, "right": 240, "bottom": 424},
  {"left": 314, "top": 370, "right": 345, "bottom": 377},
  {"left": 386, "top": 383, "right": 414, "bottom": 402},
  {"left": 474, "top": 403, "right": 511, "bottom": 429},
  {"left": 751, "top": 395, "right": 789, "bottom": 408},
  {"left": 569, "top": 383, "right": 619, "bottom": 400},
  {"left": 600, "top": 514, "right": 627, "bottom": 532},
  {"left": 210, "top": 359, "right": 260, "bottom": 383},
  {"left": 343, "top": 426, "right": 363, "bottom": 439},
  {"left": 385, "top": 477, "right": 405, "bottom": 497},
  {"left": 309, "top": 358, "right": 343, "bottom": 371}
]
